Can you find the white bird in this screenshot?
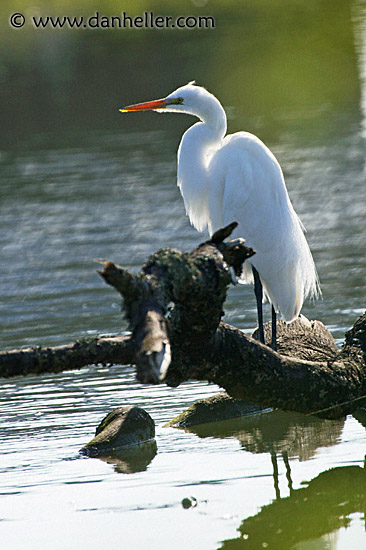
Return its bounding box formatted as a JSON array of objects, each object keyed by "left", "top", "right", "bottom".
[{"left": 120, "top": 82, "right": 320, "bottom": 349}]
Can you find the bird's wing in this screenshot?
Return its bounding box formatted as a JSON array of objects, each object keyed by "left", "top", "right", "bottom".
[
  {"left": 209, "top": 132, "right": 292, "bottom": 255},
  {"left": 209, "top": 132, "right": 319, "bottom": 320}
]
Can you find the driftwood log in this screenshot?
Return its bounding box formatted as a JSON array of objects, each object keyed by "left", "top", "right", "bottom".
[{"left": 1, "top": 223, "right": 365, "bottom": 420}]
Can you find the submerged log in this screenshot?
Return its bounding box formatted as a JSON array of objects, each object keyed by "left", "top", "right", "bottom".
[{"left": 1, "top": 223, "right": 365, "bottom": 420}]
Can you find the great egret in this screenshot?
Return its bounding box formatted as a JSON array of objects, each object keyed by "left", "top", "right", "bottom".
[{"left": 120, "top": 82, "right": 320, "bottom": 349}]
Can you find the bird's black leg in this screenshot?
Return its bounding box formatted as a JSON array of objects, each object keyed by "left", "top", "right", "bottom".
[
  {"left": 271, "top": 305, "right": 277, "bottom": 351},
  {"left": 252, "top": 266, "right": 265, "bottom": 344}
]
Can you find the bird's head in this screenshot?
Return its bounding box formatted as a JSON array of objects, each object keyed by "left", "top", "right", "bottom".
[{"left": 120, "top": 82, "right": 223, "bottom": 123}]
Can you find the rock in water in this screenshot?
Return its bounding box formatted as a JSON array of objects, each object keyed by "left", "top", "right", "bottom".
[{"left": 81, "top": 406, "right": 155, "bottom": 457}]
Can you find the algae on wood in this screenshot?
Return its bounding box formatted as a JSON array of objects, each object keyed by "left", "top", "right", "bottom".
[{"left": 1, "top": 224, "right": 365, "bottom": 421}]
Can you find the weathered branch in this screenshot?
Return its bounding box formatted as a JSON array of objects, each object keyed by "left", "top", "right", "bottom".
[
  {"left": 0, "top": 336, "right": 134, "bottom": 378},
  {"left": 97, "top": 222, "right": 255, "bottom": 384},
  {"left": 99, "top": 260, "right": 170, "bottom": 384},
  {"left": 1, "top": 224, "right": 365, "bottom": 422},
  {"left": 184, "top": 319, "right": 366, "bottom": 419},
  {"left": 94, "top": 223, "right": 366, "bottom": 419}
]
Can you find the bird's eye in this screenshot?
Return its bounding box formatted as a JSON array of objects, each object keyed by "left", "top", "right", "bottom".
[{"left": 170, "top": 97, "right": 184, "bottom": 105}]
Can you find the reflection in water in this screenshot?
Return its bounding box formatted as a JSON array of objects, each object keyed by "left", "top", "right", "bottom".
[
  {"left": 0, "top": 0, "right": 361, "bottom": 148},
  {"left": 181, "top": 408, "right": 345, "bottom": 502},
  {"left": 1, "top": 1, "right": 366, "bottom": 548},
  {"left": 186, "top": 409, "right": 344, "bottom": 462},
  {"left": 220, "top": 465, "right": 366, "bottom": 550},
  {"left": 178, "top": 409, "right": 365, "bottom": 549},
  {"left": 353, "top": 1, "right": 366, "bottom": 139},
  {"left": 94, "top": 440, "right": 158, "bottom": 474}
]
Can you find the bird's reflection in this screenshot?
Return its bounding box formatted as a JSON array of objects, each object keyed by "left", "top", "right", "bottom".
[
  {"left": 186, "top": 407, "right": 344, "bottom": 459},
  {"left": 220, "top": 464, "right": 366, "bottom": 549},
  {"left": 181, "top": 405, "right": 345, "bottom": 499},
  {"left": 177, "top": 405, "right": 366, "bottom": 549}
]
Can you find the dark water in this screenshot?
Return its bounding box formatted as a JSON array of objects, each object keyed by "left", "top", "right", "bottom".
[{"left": 1, "top": 1, "right": 366, "bottom": 548}]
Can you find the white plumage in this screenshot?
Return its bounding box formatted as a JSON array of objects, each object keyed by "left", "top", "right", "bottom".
[{"left": 121, "top": 82, "right": 320, "bottom": 326}]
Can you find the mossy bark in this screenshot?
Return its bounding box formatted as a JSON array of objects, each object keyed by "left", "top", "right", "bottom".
[
  {"left": 0, "top": 335, "right": 134, "bottom": 378},
  {"left": 1, "top": 224, "right": 365, "bottom": 421}
]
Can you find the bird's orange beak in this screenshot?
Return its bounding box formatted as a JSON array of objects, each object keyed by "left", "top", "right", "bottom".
[{"left": 119, "top": 98, "right": 167, "bottom": 112}]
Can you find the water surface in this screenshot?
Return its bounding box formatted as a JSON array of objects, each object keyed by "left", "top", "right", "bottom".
[{"left": 1, "top": 1, "right": 366, "bottom": 548}]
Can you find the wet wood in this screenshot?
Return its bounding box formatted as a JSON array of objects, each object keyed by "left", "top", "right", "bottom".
[
  {"left": 184, "top": 318, "right": 366, "bottom": 419},
  {"left": 1, "top": 224, "right": 365, "bottom": 420},
  {"left": 0, "top": 335, "right": 134, "bottom": 378},
  {"left": 100, "top": 260, "right": 170, "bottom": 384}
]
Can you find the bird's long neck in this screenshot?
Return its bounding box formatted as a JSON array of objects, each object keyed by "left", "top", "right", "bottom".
[{"left": 177, "top": 101, "right": 227, "bottom": 232}]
